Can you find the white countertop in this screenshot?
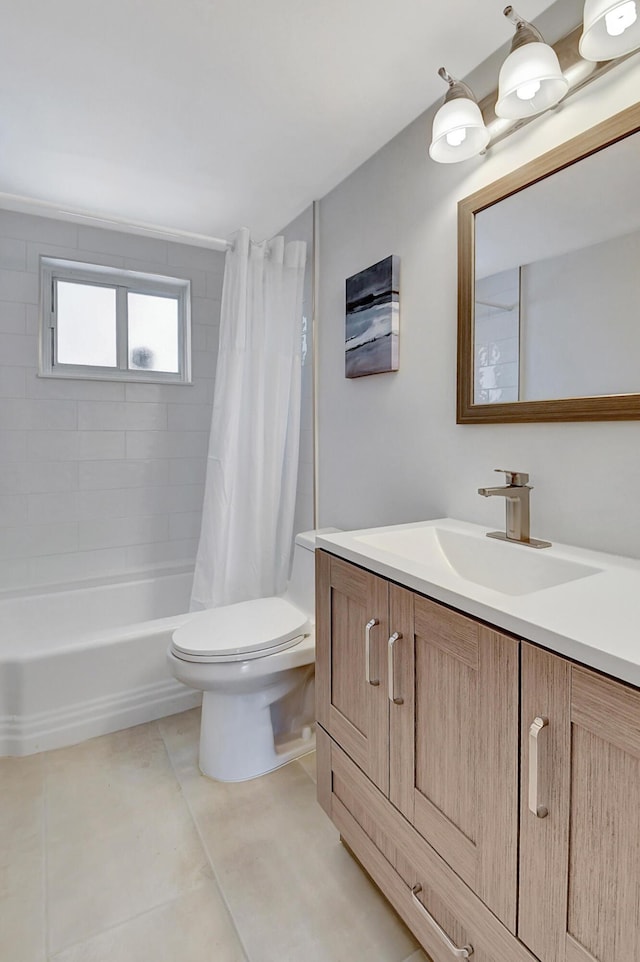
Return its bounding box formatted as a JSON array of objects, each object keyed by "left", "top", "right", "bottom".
[{"left": 316, "top": 518, "right": 640, "bottom": 689}]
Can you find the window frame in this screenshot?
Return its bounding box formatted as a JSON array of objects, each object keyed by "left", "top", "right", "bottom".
[{"left": 39, "top": 257, "right": 192, "bottom": 384}]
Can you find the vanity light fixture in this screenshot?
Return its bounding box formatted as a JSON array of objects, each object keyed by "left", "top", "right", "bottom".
[
  {"left": 580, "top": 0, "right": 640, "bottom": 60},
  {"left": 429, "top": 68, "right": 490, "bottom": 164},
  {"left": 495, "top": 6, "right": 569, "bottom": 119}
]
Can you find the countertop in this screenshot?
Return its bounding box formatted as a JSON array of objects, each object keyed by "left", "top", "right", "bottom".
[{"left": 316, "top": 518, "right": 640, "bottom": 689}]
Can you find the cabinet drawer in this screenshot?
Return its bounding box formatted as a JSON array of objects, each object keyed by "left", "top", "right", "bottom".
[{"left": 327, "top": 736, "right": 537, "bottom": 962}]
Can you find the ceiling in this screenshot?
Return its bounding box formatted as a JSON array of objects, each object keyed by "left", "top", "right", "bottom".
[{"left": 3, "top": 0, "right": 558, "bottom": 241}]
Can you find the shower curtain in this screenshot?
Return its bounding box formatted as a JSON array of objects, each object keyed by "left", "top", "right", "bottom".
[{"left": 191, "top": 227, "right": 307, "bottom": 610}]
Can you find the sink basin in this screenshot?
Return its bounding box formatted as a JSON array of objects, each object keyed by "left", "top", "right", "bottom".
[{"left": 355, "top": 525, "right": 601, "bottom": 596}]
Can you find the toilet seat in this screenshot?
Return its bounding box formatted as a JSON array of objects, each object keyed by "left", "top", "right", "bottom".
[{"left": 171, "top": 596, "right": 310, "bottom": 664}]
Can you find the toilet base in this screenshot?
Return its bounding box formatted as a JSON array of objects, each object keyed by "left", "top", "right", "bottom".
[{"left": 198, "top": 674, "right": 315, "bottom": 782}]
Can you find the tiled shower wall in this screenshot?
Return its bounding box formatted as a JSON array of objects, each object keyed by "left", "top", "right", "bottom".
[
  {"left": 281, "top": 205, "right": 315, "bottom": 540},
  {"left": 0, "top": 210, "right": 224, "bottom": 592},
  {"left": 474, "top": 268, "right": 520, "bottom": 404}
]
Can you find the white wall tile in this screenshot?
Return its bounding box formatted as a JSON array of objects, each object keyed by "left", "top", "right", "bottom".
[
  {"left": 0, "top": 494, "right": 28, "bottom": 526},
  {"left": 78, "top": 515, "right": 169, "bottom": 551},
  {"left": 0, "top": 238, "right": 27, "bottom": 271},
  {"left": 25, "top": 242, "right": 124, "bottom": 273},
  {"left": 169, "top": 511, "right": 202, "bottom": 541},
  {"left": 125, "top": 538, "right": 198, "bottom": 570},
  {"left": 0, "top": 301, "right": 27, "bottom": 333},
  {"left": 77, "top": 431, "right": 126, "bottom": 460},
  {"left": 297, "top": 461, "right": 314, "bottom": 496},
  {"left": 27, "top": 431, "right": 79, "bottom": 462},
  {"left": 0, "top": 398, "right": 76, "bottom": 430},
  {"left": 0, "top": 210, "right": 78, "bottom": 246},
  {"left": 27, "top": 491, "right": 79, "bottom": 525},
  {"left": 167, "top": 243, "right": 224, "bottom": 274},
  {"left": 0, "top": 461, "right": 78, "bottom": 494},
  {"left": 77, "top": 226, "right": 168, "bottom": 262},
  {"left": 191, "top": 350, "right": 217, "bottom": 379},
  {"left": 299, "top": 428, "right": 313, "bottom": 465},
  {"left": 125, "top": 484, "right": 203, "bottom": 518},
  {"left": 191, "top": 297, "right": 221, "bottom": 326},
  {"left": 77, "top": 489, "right": 131, "bottom": 521},
  {"left": 0, "top": 558, "right": 29, "bottom": 590},
  {"left": 0, "top": 429, "right": 28, "bottom": 461},
  {"left": 0, "top": 211, "right": 225, "bottom": 590},
  {"left": 28, "top": 547, "right": 128, "bottom": 587},
  {"left": 125, "top": 378, "right": 214, "bottom": 406},
  {"left": 78, "top": 459, "right": 168, "bottom": 490},
  {"left": 28, "top": 374, "right": 126, "bottom": 401},
  {"left": 122, "top": 258, "right": 207, "bottom": 297},
  {"left": 167, "top": 404, "right": 212, "bottom": 433},
  {"left": 0, "top": 270, "right": 39, "bottom": 304},
  {"left": 0, "top": 522, "right": 78, "bottom": 560},
  {"left": 205, "top": 271, "right": 224, "bottom": 300},
  {"left": 0, "top": 333, "right": 38, "bottom": 366},
  {"left": 125, "top": 431, "right": 208, "bottom": 460},
  {"left": 77, "top": 401, "right": 167, "bottom": 432},
  {"left": 168, "top": 458, "right": 207, "bottom": 486},
  {"left": 0, "top": 366, "right": 26, "bottom": 398},
  {"left": 24, "top": 304, "right": 39, "bottom": 336}
]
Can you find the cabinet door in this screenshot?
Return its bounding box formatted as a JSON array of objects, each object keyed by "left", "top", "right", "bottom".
[
  {"left": 519, "top": 642, "right": 640, "bottom": 962},
  {"left": 390, "top": 587, "right": 519, "bottom": 931},
  {"left": 316, "top": 551, "right": 390, "bottom": 793}
]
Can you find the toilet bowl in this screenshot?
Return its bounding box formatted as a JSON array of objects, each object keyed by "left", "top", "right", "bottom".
[{"left": 167, "top": 529, "right": 334, "bottom": 782}]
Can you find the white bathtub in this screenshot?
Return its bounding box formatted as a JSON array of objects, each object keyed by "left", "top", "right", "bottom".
[{"left": 0, "top": 569, "right": 201, "bottom": 756}]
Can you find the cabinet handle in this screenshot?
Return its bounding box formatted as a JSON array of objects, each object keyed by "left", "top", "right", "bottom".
[
  {"left": 411, "top": 885, "right": 474, "bottom": 958},
  {"left": 365, "top": 618, "right": 380, "bottom": 686},
  {"left": 387, "top": 632, "right": 403, "bottom": 704},
  {"left": 528, "top": 716, "right": 549, "bottom": 818}
]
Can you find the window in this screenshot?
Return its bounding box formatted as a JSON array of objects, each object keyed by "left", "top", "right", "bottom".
[{"left": 40, "top": 258, "right": 191, "bottom": 383}]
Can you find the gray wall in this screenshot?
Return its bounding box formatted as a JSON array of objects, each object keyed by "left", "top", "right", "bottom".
[
  {"left": 0, "top": 210, "right": 224, "bottom": 591},
  {"left": 316, "top": 48, "right": 640, "bottom": 557}
]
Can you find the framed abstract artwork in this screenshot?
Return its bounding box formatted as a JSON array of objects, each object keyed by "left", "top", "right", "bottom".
[{"left": 345, "top": 255, "right": 399, "bottom": 378}]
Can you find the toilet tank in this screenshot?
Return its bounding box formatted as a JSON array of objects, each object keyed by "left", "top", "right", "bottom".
[{"left": 283, "top": 528, "right": 341, "bottom": 619}]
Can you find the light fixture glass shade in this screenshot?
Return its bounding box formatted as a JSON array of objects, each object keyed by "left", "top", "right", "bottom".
[
  {"left": 580, "top": 0, "right": 640, "bottom": 60},
  {"left": 429, "top": 98, "right": 490, "bottom": 163},
  {"left": 495, "top": 42, "right": 569, "bottom": 118}
]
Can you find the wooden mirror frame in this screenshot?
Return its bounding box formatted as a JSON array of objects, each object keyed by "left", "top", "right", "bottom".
[{"left": 457, "top": 102, "right": 640, "bottom": 424}]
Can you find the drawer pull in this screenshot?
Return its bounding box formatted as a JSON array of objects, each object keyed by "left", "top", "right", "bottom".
[
  {"left": 365, "top": 618, "right": 380, "bottom": 686},
  {"left": 528, "top": 716, "right": 549, "bottom": 818},
  {"left": 411, "top": 885, "right": 474, "bottom": 958},
  {"left": 387, "top": 632, "right": 403, "bottom": 704}
]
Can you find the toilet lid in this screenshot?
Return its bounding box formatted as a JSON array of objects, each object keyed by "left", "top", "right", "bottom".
[{"left": 171, "top": 597, "right": 310, "bottom": 659}]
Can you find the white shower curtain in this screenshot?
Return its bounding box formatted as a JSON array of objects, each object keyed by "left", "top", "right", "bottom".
[{"left": 191, "top": 228, "right": 307, "bottom": 610}]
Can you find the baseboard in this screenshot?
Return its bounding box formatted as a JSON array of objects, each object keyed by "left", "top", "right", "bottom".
[{"left": 0, "top": 679, "right": 202, "bottom": 756}]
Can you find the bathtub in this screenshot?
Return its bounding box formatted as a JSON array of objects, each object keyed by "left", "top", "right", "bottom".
[{"left": 0, "top": 568, "right": 201, "bottom": 756}]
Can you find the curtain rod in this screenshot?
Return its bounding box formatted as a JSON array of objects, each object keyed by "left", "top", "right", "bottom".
[{"left": 0, "top": 192, "right": 232, "bottom": 251}]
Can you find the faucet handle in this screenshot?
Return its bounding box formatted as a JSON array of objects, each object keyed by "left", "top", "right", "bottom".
[{"left": 495, "top": 469, "right": 529, "bottom": 486}]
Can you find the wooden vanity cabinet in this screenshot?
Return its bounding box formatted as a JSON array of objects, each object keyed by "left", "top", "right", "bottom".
[
  {"left": 316, "top": 550, "right": 640, "bottom": 962},
  {"left": 519, "top": 642, "right": 640, "bottom": 962},
  {"left": 315, "top": 551, "right": 390, "bottom": 793},
  {"left": 316, "top": 550, "right": 520, "bottom": 929}
]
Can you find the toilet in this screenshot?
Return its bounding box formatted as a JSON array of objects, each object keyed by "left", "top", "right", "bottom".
[{"left": 167, "top": 529, "right": 335, "bottom": 782}]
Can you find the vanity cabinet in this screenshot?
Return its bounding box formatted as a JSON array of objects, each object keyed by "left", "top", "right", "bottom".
[
  {"left": 316, "top": 549, "right": 640, "bottom": 962},
  {"left": 519, "top": 642, "right": 640, "bottom": 962},
  {"left": 316, "top": 551, "right": 520, "bottom": 931},
  {"left": 315, "top": 553, "right": 390, "bottom": 792}
]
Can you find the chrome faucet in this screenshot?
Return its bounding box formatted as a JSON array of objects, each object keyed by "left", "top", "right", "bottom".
[{"left": 478, "top": 470, "right": 551, "bottom": 549}]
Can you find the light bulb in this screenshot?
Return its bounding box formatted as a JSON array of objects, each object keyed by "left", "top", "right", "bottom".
[
  {"left": 446, "top": 127, "right": 467, "bottom": 147},
  {"left": 516, "top": 79, "right": 542, "bottom": 100},
  {"left": 605, "top": 0, "right": 637, "bottom": 35}
]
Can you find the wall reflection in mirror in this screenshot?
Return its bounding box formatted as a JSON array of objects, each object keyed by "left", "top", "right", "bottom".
[{"left": 474, "top": 129, "right": 640, "bottom": 404}]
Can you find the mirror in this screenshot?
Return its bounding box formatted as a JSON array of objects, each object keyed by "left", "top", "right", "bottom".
[{"left": 457, "top": 102, "right": 640, "bottom": 423}]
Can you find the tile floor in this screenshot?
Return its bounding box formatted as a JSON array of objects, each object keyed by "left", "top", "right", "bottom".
[{"left": 1, "top": 709, "right": 428, "bottom": 962}]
